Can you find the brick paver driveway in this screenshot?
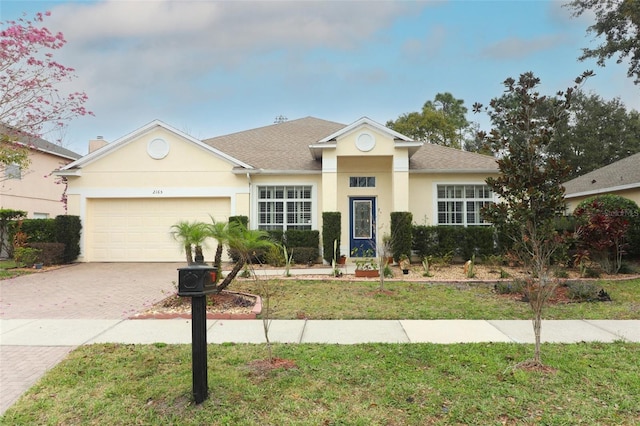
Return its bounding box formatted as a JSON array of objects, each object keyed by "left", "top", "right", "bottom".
[
  {"left": 0, "top": 263, "right": 180, "bottom": 319},
  {"left": 0, "top": 262, "right": 181, "bottom": 414}
]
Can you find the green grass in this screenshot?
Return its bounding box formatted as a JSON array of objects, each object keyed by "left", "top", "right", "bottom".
[
  {"left": 3, "top": 342, "right": 639, "bottom": 425},
  {"left": 232, "top": 278, "right": 640, "bottom": 320},
  {"left": 0, "top": 260, "right": 33, "bottom": 279}
]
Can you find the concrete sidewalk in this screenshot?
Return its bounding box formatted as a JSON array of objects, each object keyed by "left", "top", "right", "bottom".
[{"left": 2, "top": 318, "right": 639, "bottom": 347}]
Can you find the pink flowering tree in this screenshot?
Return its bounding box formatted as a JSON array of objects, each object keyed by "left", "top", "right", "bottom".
[{"left": 1, "top": 11, "right": 92, "bottom": 168}]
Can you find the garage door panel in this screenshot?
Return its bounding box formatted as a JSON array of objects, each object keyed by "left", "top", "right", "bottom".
[{"left": 86, "top": 198, "right": 230, "bottom": 262}]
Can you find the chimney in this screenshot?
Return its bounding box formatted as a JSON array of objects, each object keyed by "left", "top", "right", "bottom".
[{"left": 89, "top": 136, "right": 108, "bottom": 153}]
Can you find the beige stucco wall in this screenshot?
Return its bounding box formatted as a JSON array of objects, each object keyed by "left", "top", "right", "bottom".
[
  {"left": 64, "top": 126, "right": 253, "bottom": 262},
  {"left": 408, "top": 172, "right": 499, "bottom": 226},
  {"left": 65, "top": 127, "right": 250, "bottom": 216},
  {"left": 565, "top": 188, "right": 640, "bottom": 213},
  {"left": 331, "top": 126, "right": 400, "bottom": 255},
  {"left": 0, "top": 149, "right": 72, "bottom": 218},
  {"left": 67, "top": 127, "right": 244, "bottom": 189}
]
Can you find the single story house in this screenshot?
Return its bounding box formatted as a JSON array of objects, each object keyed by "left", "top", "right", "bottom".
[
  {"left": 56, "top": 117, "right": 499, "bottom": 262},
  {"left": 564, "top": 152, "right": 640, "bottom": 212},
  {"left": 1, "top": 126, "right": 81, "bottom": 219}
]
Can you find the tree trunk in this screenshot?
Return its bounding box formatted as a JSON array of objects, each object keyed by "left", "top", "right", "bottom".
[
  {"left": 194, "top": 245, "right": 204, "bottom": 264},
  {"left": 532, "top": 312, "right": 542, "bottom": 364},
  {"left": 214, "top": 244, "right": 223, "bottom": 270},
  {"left": 214, "top": 258, "right": 245, "bottom": 293},
  {"left": 185, "top": 245, "right": 193, "bottom": 265}
]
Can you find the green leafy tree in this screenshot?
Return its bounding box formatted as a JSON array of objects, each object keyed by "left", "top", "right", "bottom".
[
  {"left": 387, "top": 92, "right": 471, "bottom": 149},
  {"left": 552, "top": 91, "right": 640, "bottom": 178},
  {"left": 566, "top": 0, "right": 640, "bottom": 84},
  {"left": 474, "top": 71, "right": 591, "bottom": 368}
]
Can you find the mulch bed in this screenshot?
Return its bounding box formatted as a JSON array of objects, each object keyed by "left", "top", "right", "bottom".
[{"left": 130, "top": 291, "right": 261, "bottom": 320}]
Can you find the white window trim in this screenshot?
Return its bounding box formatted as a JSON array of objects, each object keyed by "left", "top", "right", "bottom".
[
  {"left": 251, "top": 182, "right": 317, "bottom": 231},
  {"left": 432, "top": 182, "right": 497, "bottom": 226}
]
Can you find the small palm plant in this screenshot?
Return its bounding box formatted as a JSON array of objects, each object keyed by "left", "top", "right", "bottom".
[
  {"left": 206, "top": 217, "right": 231, "bottom": 280},
  {"left": 170, "top": 220, "right": 209, "bottom": 265},
  {"left": 214, "top": 223, "right": 274, "bottom": 293}
]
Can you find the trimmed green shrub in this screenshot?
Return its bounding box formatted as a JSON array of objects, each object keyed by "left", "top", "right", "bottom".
[
  {"left": 412, "top": 225, "right": 496, "bottom": 260},
  {"left": 291, "top": 247, "right": 319, "bottom": 264},
  {"left": 390, "top": 212, "right": 412, "bottom": 261},
  {"left": 54, "top": 215, "right": 82, "bottom": 263},
  {"left": 285, "top": 229, "right": 319, "bottom": 249},
  {"left": 266, "top": 229, "right": 285, "bottom": 245},
  {"left": 322, "top": 212, "right": 341, "bottom": 263},
  {"left": 9, "top": 219, "right": 56, "bottom": 243},
  {"left": 461, "top": 226, "right": 495, "bottom": 259},
  {"left": 27, "top": 242, "right": 65, "bottom": 265},
  {"left": 14, "top": 247, "right": 41, "bottom": 267},
  {"left": 412, "top": 225, "right": 438, "bottom": 259}
]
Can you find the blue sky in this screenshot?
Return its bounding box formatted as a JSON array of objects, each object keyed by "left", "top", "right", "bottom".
[{"left": 2, "top": 0, "right": 638, "bottom": 155}]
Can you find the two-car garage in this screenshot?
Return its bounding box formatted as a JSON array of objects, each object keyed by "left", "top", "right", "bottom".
[{"left": 84, "top": 197, "right": 230, "bottom": 262}]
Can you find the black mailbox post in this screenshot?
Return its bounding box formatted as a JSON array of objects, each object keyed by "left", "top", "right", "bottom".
[{"left": 177, "top": 265, "right": 217, "bottom": 404}]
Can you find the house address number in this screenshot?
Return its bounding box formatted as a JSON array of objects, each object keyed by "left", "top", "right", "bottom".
[{"left": 152, "top": 189, "right": 163, "bottom": 195}]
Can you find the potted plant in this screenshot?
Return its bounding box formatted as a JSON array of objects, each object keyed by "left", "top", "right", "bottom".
[
  {"left": 352, "top": 247, "right": 379, "bottom": 278},
  {"left": 398, "top": 254, "right": 411, "bottom": 275}
]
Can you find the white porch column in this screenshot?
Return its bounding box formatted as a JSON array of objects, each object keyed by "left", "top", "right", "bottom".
[
  {"left": 392, "top": 152, "right": 410, "bottom": 211},
  {"left": 322, "top": 153, "right": 338, "bottom": 211}
]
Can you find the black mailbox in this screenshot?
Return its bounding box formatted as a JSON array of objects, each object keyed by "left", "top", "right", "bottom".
[{"left": 178, "top": 265, "right": 217, "bottom": 297}]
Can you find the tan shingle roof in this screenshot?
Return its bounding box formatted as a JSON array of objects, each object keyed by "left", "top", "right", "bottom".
[
  {"left": 564, "top": 152, "right": 640, "bottom": 197},
  {"left": 410, "top": 142, "right": 498, "bottom": 172},
  {"left": 204, "top": 117, "right": 344, "bottom": 171},
  {"left": 204, "top": 116, "right": 498, "bottom": 173}
]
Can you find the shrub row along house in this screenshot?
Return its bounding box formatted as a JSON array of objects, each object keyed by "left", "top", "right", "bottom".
[{"left": 54, "top": 117, "right": 499, "bottom": 262}]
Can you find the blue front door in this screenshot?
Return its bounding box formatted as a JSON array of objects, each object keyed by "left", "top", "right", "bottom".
[{"left": 349, "top": 197, "right": 376, "bottom": 257}]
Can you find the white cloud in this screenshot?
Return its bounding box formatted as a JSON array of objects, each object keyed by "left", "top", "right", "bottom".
[
  {"left": 44, "top": 1, "right": 424, "bottom": 114},
  {"left": 480, "top": 34, "right": 571, "bottom": 60}
]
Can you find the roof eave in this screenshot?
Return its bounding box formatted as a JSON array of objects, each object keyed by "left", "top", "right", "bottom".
[
  {"left": 232, "top": 168, "right": 321, "bottom": 175},
  {"left": 410, "top": 168, "right": 499, "bottom": 174},
  {"left": 53, "top": 169, "right": 81, "bottom": 177},
  {"left": 565, "top": 182, "right": 640, "bottom": 199}
]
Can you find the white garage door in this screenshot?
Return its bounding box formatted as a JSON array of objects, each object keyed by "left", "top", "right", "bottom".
[{"left": 86, "top": 198, "right": 230, "bottom": 262}]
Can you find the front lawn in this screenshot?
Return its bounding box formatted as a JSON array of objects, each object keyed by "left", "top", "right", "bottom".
[
  {"left": 2, "top": 342, "right": 638, "bottom": 425},
  {"left": 231, "top": 278, "right": 640, "bottom": 320},
  {"left": 0, "top": 260, "right": 34, "bottom": 280}
]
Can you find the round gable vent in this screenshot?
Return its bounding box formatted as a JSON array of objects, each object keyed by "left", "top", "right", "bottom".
[
  {"left": 147, "top": 138, "right": 170, "bottom": 159},
  {"left": 355, "top": 132, "right": 376, "bottom": 152}
]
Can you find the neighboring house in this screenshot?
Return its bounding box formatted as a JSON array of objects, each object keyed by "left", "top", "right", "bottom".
[
  {"left": 1, "top": 127, "right": 81, "bottom": 219},
  {"left": 564, "top": 152, "right": 640, "bottom": 212},
  {"left": 55, "top": 117, "right": 499, "bottom": 262}
]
